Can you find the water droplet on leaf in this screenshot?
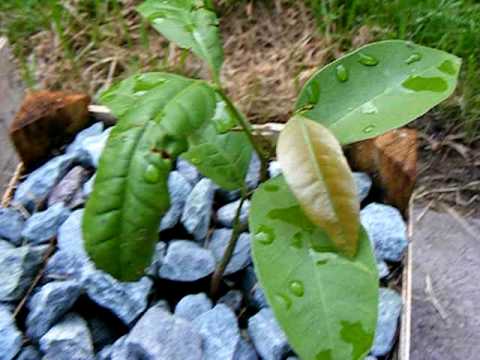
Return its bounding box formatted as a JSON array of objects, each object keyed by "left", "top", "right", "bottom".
[
  {"left": 362, "top": 125, "right": 375, "bottom": 133},
  {"left": 144, "top": 164, "right": 161, "bottom": 184},
  {"left": 358, "top": 53, "right": 379, "bottom": 66},
  {"left": 335, "top": 64, "right": 349, "bottom": 82},
  {"left": 402, "top": 75, "right": 448, "bottom": 92},
  {"left": 190, "top": 157, "right": 201, "bottom": 165},
  {"left": 405, "top": 52, "right": 422, "bottom": 64},
  {"left": 255, "top": 226, "right": 274, "bottom": 245},
  {"left": 360, "top": 102, "right": 378, "bottom": 115},
  {"left": 289, "top": 280, "right": 304, "bottom": 297},
  {"left": 275, "top": 293, "right": 292, "bottom": 310},
  {"left": 437, "top": 59, "right": 457, "bottom": 75}
]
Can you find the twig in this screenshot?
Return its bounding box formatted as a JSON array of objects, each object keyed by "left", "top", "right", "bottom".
[{"left": 210, "top": 195, "right": 247, "bottom": 297}]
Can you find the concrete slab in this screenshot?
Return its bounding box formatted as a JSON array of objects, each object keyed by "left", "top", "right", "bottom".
[
  {"left": 411, "top": 207, "right": 480, "bottom": 360},
  {"left": 0, "top": 37, "right": 24, "bottom": 195}
]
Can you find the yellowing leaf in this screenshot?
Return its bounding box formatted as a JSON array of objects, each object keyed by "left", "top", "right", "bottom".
[{"left": 276, "top": 115, "right": 360, "bottom": 257}]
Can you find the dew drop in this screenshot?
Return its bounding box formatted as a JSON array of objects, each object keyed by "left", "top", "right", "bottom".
[
  {"left": 358, "top": 53, "right": 379, "bottom": 66},
  {"left": 290, "top": 232, "right": 303, "bottom": 249},
  {"left": 190, "top": 157, "right": 201, "bottom": 165},
  {"left": 362, "top": 124, "right": 376, "bottom": 134},
  {"left": 335, "top": 64, "right": 349, "bottom": 82},
  {"left": 275, "top": 293, "right": 292, "bottom": 310},
  {"left": 307, "top": 80, "right": 321, "bottom": 104},
  {"left": 405, "top": 52, "right": 422, "bottom": 65},
  {"left": 402, "top": 75, "right": 448, "bottom": 92},
  {"left": 255, "top": 226, "right": 274, "bottom": 245},
  {"left": 289, "top": 280, "right": 304, "bottom": 297},
  {"left": 360, "top": 102, "right": 378, "bottom": 115},
  {"left": 144, "top": 164, "right": 161, "bottom": 184}
]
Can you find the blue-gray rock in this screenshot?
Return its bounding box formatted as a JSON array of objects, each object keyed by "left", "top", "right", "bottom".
[
  {"left": 66, "top": 123, "right": 104, "bottom": 154},
  {"left": 353, "top": 172, "right": 372, "bottom": 202},
  {"left": 15, "top": 346, "right": 41, "bottom": 360},
  {"left": 159, "top": 240, "right": 215, "bottom": 282},
  {"left": 13, "top": 153, "right": 77, "bottom": 212},
  {"left": 160, "top": 171, "right": 192, "bottom": 231},
  {"left": 97, "top": 335, "right": 128, "bottom": 360},
  {"left": 84, "top": 271, "right": 152, "bottom": 326},
  {"left": 0, "top": 245, "right": 48, "bottom": 301},
  {"left": 377, "top": 260, "right": 390, "bottom": 280},
  {"left": 361, "top": 203, "right": 408, "bottom": 262},
  {"left": 285, "top": 357, "right": 298, "bottom": 360},
  {"left": 0, "top": 305, "right": 22, "bottom": 360},
  {"left": 0, "top": 207, "right": 25, "bottom": 246},
  {"left": 44, "top": 250, "right": 90, "bottom": 283},
  {"left": 57, "top": 209, "right": 88, "bottom": 258},
  {"left": 77, "top": 127, "right": 112, "bottom": 168},
  {"left": 268, "top": 161, "right": 282, "bottom": 178},
  {"left": 245, "top": 153, "right": 261, "bottom": 190},
  {"left": 26, "top": 280, "right": 82, "bottom": 340},
  {"left": 125, "top": 305, "right": 202, "bottom": 359},
  {"left": 47, "top": 166, "right": 89, "bottom": 208},
  {"left": 209, "top": 229, "right": 251, "bottom": 275},
  {"left": 0, "top": 240, "right": 14, "bottom": 251},
  {"left": 216, "top": 189, "right": 241, "bottom": 204},
  {"left": 251, "top": 286, "right": 268, "bottom": 310},
  {"left": 365, "top": 357, "right": 377, "bottom": 360},
  {"left": 174, "top": 293, "right": 212, "bottom": 321},
  {"left": 39, "top": 313, "right": 94, "bottom": 360},
  {"left": 82, "top": 174, "right": 95, "bottom": 197},
  {"left": 235, "top": 339, "right": 259, "bottom": 360},
  {"left": 181, "top": 178, "right": 215, "bottom": 240},
  {"left": 216, "top": 200, "right": 250, "bottom": 228},
  {"left": 153, "top": 299, "right": 171, "bottom": 313},
  {"left": 177, "top": 158, "right": 202, "bottom": 186},
  {"left": 248, "top": 308, "right": 290, "bottom": 360},
  {"left": 86, "top": 316, "right": 120, "bottom": 351},
  {"left": 192, "top": 304, "right": 241, "bottom": 360},
  {"left": 240, "top": 267, "right": 268, "bottom": 309},
  {"left": 22, "top": 203, "right": 71, "bottom": 245},
  {"left": 218, "top": 290, "right": 243, "bottom": 313},
  {"left": 371, "top": 288, "right": 402, "bottom": 357},
  {"left": 145, "top": 241, "right": 167, "bottom": 277}
]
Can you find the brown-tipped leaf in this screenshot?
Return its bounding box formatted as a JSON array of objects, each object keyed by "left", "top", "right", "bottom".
[{"left": 277, "top": 116, "right": 360, "bottom": 257}]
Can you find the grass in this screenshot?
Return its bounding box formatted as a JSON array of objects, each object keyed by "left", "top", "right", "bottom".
[{"left": 1, "top": 0, "right": 480, "bottom": 136}]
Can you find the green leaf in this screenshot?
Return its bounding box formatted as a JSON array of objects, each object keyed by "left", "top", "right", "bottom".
[
  {"left": 100, "top": 72, "right": 187, "bottom": 118},
  {"left": 277, "top": 116, "right": 360, "bottom": 257},
  {"left": 249, "top": 176, "right": 379, "bottom": 360},
  {"left": 182, "top": 124, "right": 252, "bottom": 190},
  {"left": 138, "top": 0, "right": 224, "bottom": 81},
  {"left": 83, "top": 76, "right": 217, "bottom": 281},
  {"left": 296, "top": 40, "right": 461, "bottom": 144}
]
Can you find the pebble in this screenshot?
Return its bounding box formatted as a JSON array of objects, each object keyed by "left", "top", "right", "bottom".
[
  {"left": 47, "top": 166, "right": 89, "bottom": 207},
  {"left": 371, "top": 288, "right": 402, "bottom": 357},
  {"left": 97, "top": 335, "right": 128, "bottom": 360},
  {"left": 57, "top": 209, "right": 88, "bottom": 258},
  {"left": 216, "top": 200, "right": 250, "bottom": 228},
  {"left": 159, "top": 171, "right": 192, "bottom": 231},
  {"left": 218, "top": 290, "right": 243, "bottom": 313},
  {"left": 39, "top": 313, "right": 94, "bottom": 360},
  {"left": 0, "top": 245, "right": 48, "bottom": 301},
  {"left": 0, "top": 207, "right": 25, "bottom": 246},
  {"left": 240, "top": 266, "right": 268, "bottom": 309},
  {"left": 181, "top": 178, "right": 215, "bottom": 240},
  {"left": 44, "top": 250, "right": 90, "bottom": 282},
  {"left": 192, "top": 304, "right": 241, "bottom": 360},
  {"left": 251, "top": 286, "right": 269, "bottom": 310},
  {"left": 216, "top": 189, "right": 241, "bottom": 204},
  {"left": 177, "top": 158, "right": 202, "bottom": 186},
  {"left": 236, "top": 338, "right": 259, "bottom": 360},
  {"left": 245, "top": 153, "right": 261, "bottom": 190},
  {"left": 22, "top": 203, "right": 71, "bottom": 245},
  {"left": 0, "top": 239, "right": 14, "bottom": 251},
  {"left": 159, "top": 240, "right": 216, "bottom": 282},
  {"left": 174, "top": 293, "right": 213, "bottom": 321},
  {"left": 125, "top": 305, "right": 203, "bottom": 359},
  {"left": 0, "top": 305, "right": 22, "bottom": 360},
  {"left": 361, "top": 203, "right": 408, "bottom": 262},
  {"left": 209, "top": 229, "right": 251, "bottom": 275},
  {"left": 66, "top": 122, "right": 104, "bottom": 155},
  {"left": 82, "top": 174, "right": 95, "bottom": 197},
  {"left": 84, "top": 271, "right": 152, "bottom": 327},
  {"left": 13, "top": 153, "right": 77, "bottom": 212},
  {"left": 268, "top": 161, "right": 282, "bottom": 178},
  {"left": 248, "top": 308, "right": 290, "bottom": 360},
  {"left": 86, "top": 316, "right": 122, "bottom": 351},
  {"left": 145, "top": 241, "right": 167, "bottom": 277},
  {"left": 26, "top": 280, "right": 82, "bottom": 340},
  {"left": 377, "top": 260, "right": 390, "bottom": 280},
  {"left": 77, "top": 127, "right": 112, "bottom": 168},
  {"left": 15, "top": 346, "right": 41, "bottom": 360},
  {"left": 353, "top": 172, "right": 372, "bottom": 202}
]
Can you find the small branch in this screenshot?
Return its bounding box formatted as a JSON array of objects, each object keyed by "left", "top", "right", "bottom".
[{"left": 210, "top": 195, "right": 247, "bottom": 297}]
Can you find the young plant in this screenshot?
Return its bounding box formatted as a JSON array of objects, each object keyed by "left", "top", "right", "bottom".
[{"left": 82, "top": 1, "right": 460, "bottom": 359}]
